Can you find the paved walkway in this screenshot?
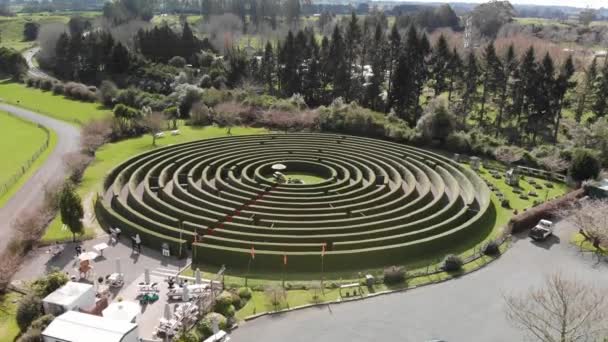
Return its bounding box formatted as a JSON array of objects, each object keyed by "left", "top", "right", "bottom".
[
  {"left": 231, "top": 222, "right": 608, "bottom": 342},
  {"left": 0, "top": 103, "right": 80, "bottom": 252},
  {"left": 14, "top": 234, "right": 188, "bottom": 286}
]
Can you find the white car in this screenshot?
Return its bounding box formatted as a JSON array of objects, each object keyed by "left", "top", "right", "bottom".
[{"left": 529, "top": 219, "right": 554, "bottom": 241}]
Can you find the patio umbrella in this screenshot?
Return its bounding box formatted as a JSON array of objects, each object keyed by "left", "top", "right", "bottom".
[
  {"left": 195, "top": 269, "right": 202, "bottom": 285},
  {"left": 182, "top": 284, "right": 190, "bottom": 302},
  {"left": 78, "top": 251, "right": 98, "bottom": 261},
  {"left": 144, "top": 269, "right": 150, "bottom": 284},
  {"left": 115, "top": 258, "right": 122, "bottom": 274},
  {"left": 271, "top": 163, "right": 287, "bottom": 171},
  {"left": 102, "top": 301, "right": 140, "bottom": 323},
  {"left": 163, "top": 303, "right": 172, "bottom": 320}
]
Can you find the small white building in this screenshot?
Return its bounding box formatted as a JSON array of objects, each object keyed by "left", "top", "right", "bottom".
[
  {"left": 42, "top": 311, "right": 139, "bottom": 342},
  {"left": 42, "top": 282, "right": 95, "bottom": 316}
]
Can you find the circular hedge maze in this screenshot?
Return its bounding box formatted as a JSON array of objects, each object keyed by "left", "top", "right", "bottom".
[{"left": 97, "top": 133, "right": 494, "bottom": 272}]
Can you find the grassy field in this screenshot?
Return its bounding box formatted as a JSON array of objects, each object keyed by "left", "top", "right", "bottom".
[
  {"left": 42, "top": 125, "right": 268, "bottom": 243},
  {"left": 0, "top": 111, "right": 57, "bottom": 207},
  {"left": 0, "top": 80, "right": 110, "bottom": 125},
  {"left": 0, "top": 291, "right": 23, "bottom": 342},
  {"left": 0, "top": 13, "right": 71, "bottom": 51},
  {"left": 571, "top": 233, "right": 608, "bottom": 256}
]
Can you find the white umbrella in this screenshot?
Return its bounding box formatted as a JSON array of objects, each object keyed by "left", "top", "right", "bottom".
[
  {"left": 78, "top": 251, "right": 98, "bottom": 261},
  {"left": 115, "top": 258, "right": 122, "bottom": 274},
  {"left": 163, "top": 303, "right": 172, "bottom": 320},
  {"left": 182, "top": 284, "right": 190, "bottom": 302},
  {"left": 195, "top": 269, "right": 202, "bottom": 285},
  {"left": 271, "top": 163, "right": 287, "bottom": 171},
  {"left": 102, "top": 301, "right": 140, "bottom": 322},
  {"left": 144, "top": 269, "right": 150, "bottom": 284}
]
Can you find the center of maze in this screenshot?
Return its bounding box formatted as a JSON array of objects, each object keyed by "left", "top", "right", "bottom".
[{"left": 97, "top": 133, "right": 493, "bottom": 272}]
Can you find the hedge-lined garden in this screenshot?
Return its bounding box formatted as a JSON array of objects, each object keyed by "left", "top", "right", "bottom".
[{"left": 98, "top": 133, "right": 495, "bottom": 272}]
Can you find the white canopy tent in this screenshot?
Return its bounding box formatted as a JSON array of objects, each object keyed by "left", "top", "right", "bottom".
[
  {"left": 42, "top": 311, "right": 139, "bottom": 342},
  {"left": 102, "top": 301, "right": 140, "bottom": 323}
]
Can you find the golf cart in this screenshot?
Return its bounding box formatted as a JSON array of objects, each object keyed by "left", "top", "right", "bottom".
[{"left": 529, "top": 219, "right": 554, "bottom": 241}]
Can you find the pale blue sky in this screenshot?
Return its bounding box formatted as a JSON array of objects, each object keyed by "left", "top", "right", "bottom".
[{"left": 397, "top": 0, "right": 605, "bottom": 9}]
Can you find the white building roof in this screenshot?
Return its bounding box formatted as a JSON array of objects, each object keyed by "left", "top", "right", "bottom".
[
  {"left": 42, "top": 311, "right": 138, "bottom": 342},
  {"left": 43, "top": 281, "right": 93, "bottom": 307}
]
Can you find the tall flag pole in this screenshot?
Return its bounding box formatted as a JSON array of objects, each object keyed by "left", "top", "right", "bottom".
[
  {"left": 282, "top": 254, "right": 287, "bottom": 288},
  {"left": 321, "top": 243, "right": 326, "bottom": 295},
  {"left": 246, "top": 245, "right": 255, "bottom": 287}
]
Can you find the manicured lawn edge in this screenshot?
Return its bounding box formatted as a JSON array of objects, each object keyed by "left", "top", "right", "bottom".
[{"left": 237, "top": 240, "right": 511, "bottom": 322}]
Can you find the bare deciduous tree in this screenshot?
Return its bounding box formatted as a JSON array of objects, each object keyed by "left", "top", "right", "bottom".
[
  {"left": 142, "top": 111, "right": 165, "bottom": 146},
  {"left": 558, "top": 199, "right": 608, "bottom": 253},
  {"left": 504, "top": 272, "right": 608, "bottom": 342},
  {"left": 264, "top": 285, "right": 287, "bottom": 310},
  {"left": 494, "top": 145, "right": 525, "bottom": 165}
]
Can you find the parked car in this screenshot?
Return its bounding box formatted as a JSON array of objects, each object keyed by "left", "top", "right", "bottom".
[{"left": 529, "top": 219, "right": 554, "bottom": 241}]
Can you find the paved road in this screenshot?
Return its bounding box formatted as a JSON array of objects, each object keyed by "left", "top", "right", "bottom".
[
  {"left": 0, "top": 103, "right": 80, "bottom": 252},
  {"left": 232, "top": 222, "right": 608, "bottom": 342},
  {"left": 23, "top": 47, "right": 55, "bottom": 80}
]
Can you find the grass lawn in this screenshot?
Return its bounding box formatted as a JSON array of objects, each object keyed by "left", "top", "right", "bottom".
[
  {"left": 0, "top": 13, "right": 71, "bottom": 51},
  {"left": 0, "top": 291, "right": 23, "bottom": 342},
  {"left": 0, "top": 111, "right": 57, "bottom": 207},
  {"left": 42, "top": 125, "right": 268, "bottom": 243},
  {"left": 0, "top": 80, "right": 110, "bottom": 126},
  {"left": 571, "top": 233, "right": 608, "bottom": 256},
  {"left": 281, "top": 172, "right": 327, "bottom": 184}
]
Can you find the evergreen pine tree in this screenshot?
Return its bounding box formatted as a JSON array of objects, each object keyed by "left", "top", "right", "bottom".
[
  {"left": 430, "top": 34, "right": 451, "bottom": 96},
  {"left": 461, "top": 51, "right": 479, "bottom": 125},
  {"left": 592, "top": 58, "right": 608, "bottom": 119},
  {"left": 386, "top": 24, "right": 400, "bottom": 112},
  {"left": 328, "top": 26, "right": 348, "bottom": 99},
  {"left": 552, "top": 55, "right": 575, "bottom": 143},
  {"left": 446, "top": 47, "right": 463, "bottom": 102},
  {"left": 478, "top": 42, "right": 502, "bottom": 127},
  {"left": 260, "top": 41, "right": 276, "bottom": 95},
  {"left": 366, "top": 23, "right": 387, "bottom": 111},
  {"left": 574, "top": 58, "right": 597, "bottom": 123},
  {"left": 495, "top": 44, "right": 516, "bottom": 137},
  {"left": 60, "top": 182, "right": 84, "bottom": 242}
]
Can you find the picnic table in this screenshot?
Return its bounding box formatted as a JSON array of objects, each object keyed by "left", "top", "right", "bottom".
[
  {"left": 167, "top": 284, "right": 209, "bottom": 299},
  {"left": 93, "top": 242, "right": 109, "bottom": 256}
]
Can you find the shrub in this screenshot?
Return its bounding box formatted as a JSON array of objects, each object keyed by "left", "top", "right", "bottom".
[
  {"left": 445, "top": 131, "right": 471, "bottom": 153},
  {"left": 383, "top": 266, "right": 406, "bottom": 284},
  {"left": 39, "top": 79, "right": 53, "bottom": 91},
  {"left": 199, "top": 74, "right": 212, "bottom": 88},
  {"left": 482, "top": 240, "right": 500, "bottom": 255},
  {"left": 416, "top": 98, "right": 457, "bottom": 144},
  {"left": 569, "top": 148, "right": 600, "bottom": 183},
  {"left": 64, "top": 82, "right": 96, "bottom": 102},
  {"left": 31, "top": 270, "right": 69, "bottom": 297},
  {"left": 30, "top": 314, "right": 54, "bottom": 331},
  {"left": 17, "top": 328, "right": 42, "bottom": 342},
  {"left": 214, "top": 291, "right": 235, "bottom": 315},
  {"left": 168, "top": 56, "right": 187, "bottom": 68},
  {"left": 51, "top": 82, "right": 64, "bottom": 95},
  {"left": 213, "top": 75, "right": 227, "bottom": 89},
  {"left": 189, "top": 101, "right": 212, "bottom": 126},
  {"left": 197, "top": 312, "right": 227, "bottom": 337},
  {"left": 442, "top": 254, "right": 463, "bottom": 272},
  {"left": 97, "top": 80, "right": 118, "bottom": 107},
  {"left": 16, "top": 294, "right": 43, "bottom": 331},
  {"left": 237, "top": 287, "right": 252, "bottom": 299}
]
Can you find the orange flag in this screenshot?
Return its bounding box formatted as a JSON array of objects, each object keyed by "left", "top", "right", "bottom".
[
  {"left": 251, "top": 246, "right": 255, "bottom": 260},
  {"left": 283, "top": 254, "right": 287, "bottom": 266}
]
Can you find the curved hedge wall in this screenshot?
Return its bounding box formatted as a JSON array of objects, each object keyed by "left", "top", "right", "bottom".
[{"left": 98, "top": 133, "right": 494, "bottom": 270}]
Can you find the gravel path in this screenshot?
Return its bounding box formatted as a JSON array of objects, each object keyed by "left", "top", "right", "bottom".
[
  {"left": 0, "top": 103, "right": 80, "bottom": 252},
  {"left": 231, "top": 222, "right": 608, "bottom": 342}
]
